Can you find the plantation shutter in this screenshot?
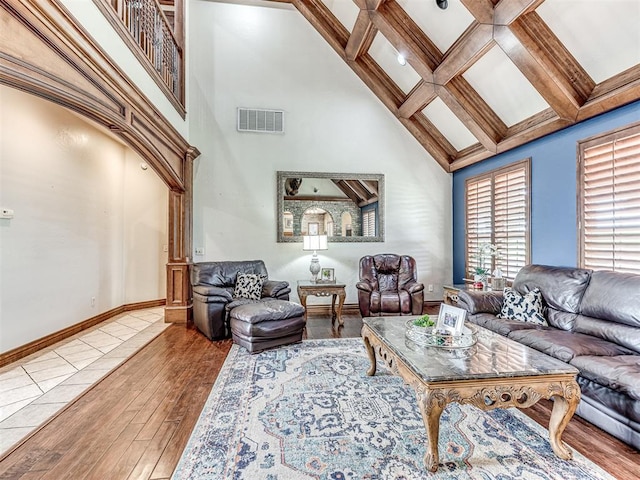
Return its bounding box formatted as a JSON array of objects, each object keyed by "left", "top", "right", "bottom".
[
  {"left": 362, "top": 209, "right": 376, "bottom": 236},
  {"left": 465, "top": 176, "right": 493, "bottom": 276},
  {"left": 579, "top": 124, "right": 640, "bottom": 274},
  {"left": 494, "top": 164, "right": 529, "bottom": 279},
  {"left": 465, "top": 159, "right": 530, "bottom": 280}
]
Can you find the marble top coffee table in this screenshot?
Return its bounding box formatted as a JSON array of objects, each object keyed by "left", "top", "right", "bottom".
[{"left": 361, "top": 317, "right": 581, "bottom": 472}]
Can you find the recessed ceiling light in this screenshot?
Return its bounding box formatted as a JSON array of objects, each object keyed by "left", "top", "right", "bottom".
[{"left": 397, "top": 53, "right": 406, "bottom": 66}]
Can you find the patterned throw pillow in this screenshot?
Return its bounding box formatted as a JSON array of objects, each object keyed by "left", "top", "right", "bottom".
[
  {"left": 497, "top": 287, "right": 548, "bottom": 326},
  {"left": 233, "top": 273, "right": 264, "bottom": 300}
]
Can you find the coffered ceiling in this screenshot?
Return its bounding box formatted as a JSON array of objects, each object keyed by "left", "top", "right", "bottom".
[{"left": 269, "top": 0, "right": 640, "bottom": 172}]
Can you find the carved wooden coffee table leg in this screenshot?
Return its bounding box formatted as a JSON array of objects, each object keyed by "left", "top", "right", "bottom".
[
  {"left": 548, "top": 381, "right": 580, "bottom": 459},
  {"left": 362, "top": 331, "right": 377, "bottom": 376},
  {"left": 416, "top": 390, "right": 444, "bottom": 472}
]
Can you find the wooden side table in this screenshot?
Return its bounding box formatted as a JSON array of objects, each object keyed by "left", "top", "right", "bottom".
[
  {"left": 297, "top": 280, "right": 346, "bottom": 325},
  {"left": 443, "top": 283, "right": 490, "bottom": 305}
]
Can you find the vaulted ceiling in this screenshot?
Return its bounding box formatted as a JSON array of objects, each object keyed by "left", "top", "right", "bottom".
[{"left": 269, "top": 0, "right": 640, "bottom": 172}]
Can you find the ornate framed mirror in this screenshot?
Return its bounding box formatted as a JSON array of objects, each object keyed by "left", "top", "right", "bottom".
[{"left": 277, "top": 171, "right": 384, "bottom": 243}]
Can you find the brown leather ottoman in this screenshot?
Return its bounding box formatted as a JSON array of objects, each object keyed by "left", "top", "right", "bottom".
[{"left": 229, "top": 299, "right": 306, "bottom": 353}]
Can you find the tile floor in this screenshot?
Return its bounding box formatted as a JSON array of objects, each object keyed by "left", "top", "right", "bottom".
[{"left": 0, "top": 307, "right": 170, "bottom": 456}]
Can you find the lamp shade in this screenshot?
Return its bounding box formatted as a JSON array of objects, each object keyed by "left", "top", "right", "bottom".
[{"left": 303, "top": 234, "right": 328, "bottom": 251}]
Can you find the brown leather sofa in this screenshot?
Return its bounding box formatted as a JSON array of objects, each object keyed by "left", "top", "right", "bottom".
[
  {"left": 191, "top": 260, "right": 291, "bottom": 340},
  {"left": 356, "top": 254, "right": 424, "bottom": 317},
  {"left": 456, "top": 264, "right": 640, "bottom": 450}
]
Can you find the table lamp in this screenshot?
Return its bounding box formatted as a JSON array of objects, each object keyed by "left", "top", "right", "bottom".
[{"left": 303, "top": 234, "right": 328, "bottom": 282}]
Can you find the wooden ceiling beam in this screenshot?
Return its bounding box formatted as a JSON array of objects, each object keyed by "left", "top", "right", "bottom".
[
  {"left": 345, "top": 10, "right": 377, "bottom": 61},
  {"left": 288, "top": 0, "right": 640, "bottom": 172},
  {"left": 332, "top": 180, "right": 361, "bottom": 204},
  {"left": 494, "top": 0, "right": 544, "bottom": 25},
  {"left": 460, "top": 0, "right": 495, "bottom": 24},
  {"left": 291, "top": 0, "right": 403, "bottom": 113},
  {"left": 346, "top": 179, "right": 374, "bottom": 202},
  {"left": 495, "top": 25, "right": 579, "bottom": 120},
  {"left": 500, "top": 108, "right": 571, "bottom": 152},
  {"left": 400, "top": 114, "right": 454, "bottom": 171},
  {"left": 580, "top": 64, "right": 640, "bottom": 121},
  {"left": 292, "top": 0, "right": 350, "bottom": 53},
  {"left": 398, "top": 81, "right": 436, "bottom": 119},
  {"left": 437, "top": 79, "right": 504, "bottom": 152},
  {"left": 449, "top": 144, "right": 494, "bottom": 171},
  {"left": 434, "top": 22, "right": 494, "bottom": 85},
  {"left": 370, "top": 0, "right": 441, "bottom": 78},
  {"left": 362, "top": 179, "right": 379, "bottom": 196}
]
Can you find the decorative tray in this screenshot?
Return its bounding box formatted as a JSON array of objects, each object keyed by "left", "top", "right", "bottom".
[{"left": 405, "top": 320, "right": 478, "bottom": 349}]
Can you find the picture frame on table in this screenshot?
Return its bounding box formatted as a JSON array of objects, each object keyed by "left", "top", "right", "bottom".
[
  {"left": 308, "top": 222, "right": 319, "bottom": 235},
  {"left": 435, "top": 304, "right": 466, "bottom": 336},
  {"left": 319, "top": 267, "right": 335, "bottom": 283}
]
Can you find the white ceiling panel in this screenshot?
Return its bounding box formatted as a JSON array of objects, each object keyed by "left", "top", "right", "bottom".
[
  {"left": 537, "top": 0, "right": 640, "bottom": 83},
  {"left": 368, "top": 34, "right": 421, "bottom": 94},
  {"left": 320, "top": 0, "right": 360, "bottom": 33},
  {"left": 422, "top": 98, "right": 477, "bottom": 151},
  {"left": 396, "top": 0, "right": 474, "bottom": 53},
  {"left": 463, "top": 46, "right": 549, "bottom": 127}
]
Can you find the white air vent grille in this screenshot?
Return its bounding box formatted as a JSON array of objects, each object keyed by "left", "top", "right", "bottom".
[{"left": 237, "top": 108, "right": 284, "bottom": 134}]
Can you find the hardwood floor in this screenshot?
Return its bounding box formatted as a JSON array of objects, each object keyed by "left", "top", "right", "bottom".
[{"left": 0, "top": 313, "right": 637, "bottom": 479}]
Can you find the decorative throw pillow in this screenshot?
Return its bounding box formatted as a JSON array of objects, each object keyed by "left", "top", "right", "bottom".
[
  {"left": 497, "top": 287, "right": 548, "bottom": 326},
  {"left": 233, "top": 273, "right": 264, "bottom": 300}
]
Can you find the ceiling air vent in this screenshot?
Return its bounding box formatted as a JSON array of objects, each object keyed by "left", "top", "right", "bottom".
[{"left": 237, "top": 108, "right": 284, "bottom": 134}]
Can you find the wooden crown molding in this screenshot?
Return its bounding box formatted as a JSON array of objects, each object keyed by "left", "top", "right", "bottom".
[
  {"left": 284, "top": 0, "right": 640, "bottom": 172},
  {"left": 0, "top": 0, "right": 192, "bottom": 190}
]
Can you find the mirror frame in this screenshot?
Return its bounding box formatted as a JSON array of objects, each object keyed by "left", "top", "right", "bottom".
[{"left": 277, "top": 171, "right": 385, "bottom": 243}]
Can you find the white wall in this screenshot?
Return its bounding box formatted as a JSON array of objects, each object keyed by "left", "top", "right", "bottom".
[
  {"left": 189, "top": 0, "right": 453, "bottom": 305},
  {"left": 0, "top": 85, "right": 167, "bottom": 353}
]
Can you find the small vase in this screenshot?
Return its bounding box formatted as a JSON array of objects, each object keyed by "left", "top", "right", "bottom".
[{"left": 473, "top": 273, "right": 486, "bottom": 289}]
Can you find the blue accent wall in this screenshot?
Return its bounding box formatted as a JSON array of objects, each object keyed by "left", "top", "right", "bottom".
[{"left": 452, "top": 100, "right": 640, "bottom": 283}]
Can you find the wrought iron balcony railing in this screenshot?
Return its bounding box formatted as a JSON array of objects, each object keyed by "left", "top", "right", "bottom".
[{"left": 101, "top": 0, "right": 184, "bottom": 114}]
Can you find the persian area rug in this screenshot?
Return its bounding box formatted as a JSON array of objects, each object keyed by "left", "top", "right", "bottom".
[{"left": 172, "top": 338, "right": 614, "bottom": 480}]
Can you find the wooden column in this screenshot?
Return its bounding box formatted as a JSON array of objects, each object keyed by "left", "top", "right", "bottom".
[{"left": 165, "top": 148, "right": 197, "bottom": 323}]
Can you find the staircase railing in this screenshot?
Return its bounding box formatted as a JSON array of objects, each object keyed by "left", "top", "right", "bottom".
[{"left": 102, "top": 0, "right": 184, "bottom": 112}]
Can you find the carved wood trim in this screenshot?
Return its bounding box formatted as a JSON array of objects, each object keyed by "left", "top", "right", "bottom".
[
  {"left": 1, "top": 0, "right": 191, "bottom": 191},
  {"left": 1, "top": 0, "right": 196, "bottom": 325}
]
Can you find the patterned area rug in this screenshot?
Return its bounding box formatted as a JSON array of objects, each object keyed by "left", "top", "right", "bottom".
[{"left": 173, "top": 338, "right": 614, "bottom": 480}]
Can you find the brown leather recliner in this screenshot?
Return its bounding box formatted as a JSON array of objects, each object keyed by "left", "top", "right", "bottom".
[{"left": 356, "top": 254, "right": 424, "bottom": 317}]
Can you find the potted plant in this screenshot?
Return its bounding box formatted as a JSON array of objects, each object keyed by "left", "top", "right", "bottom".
[{"left": 472, "top": 243, "right": 498, "bottom": 288}]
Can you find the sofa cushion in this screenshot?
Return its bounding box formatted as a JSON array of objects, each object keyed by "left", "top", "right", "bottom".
[
  {"left": 230, "top": 299, "right": 305, "bottom": 324},
  {"left": 234, "top": 273, "right": 264, "bottom": 300},
  {"left": 457, "top": 290, "right": 504, "bottom": 315},
  {"left": 507, "top": 329, "right": 636, "bottom": 363},
  {"left": 574, "top": 314, "right": 640, "bottom": 355},
  {"left": 580, "top": 270, "right": 640, "bottom": 329},
  {"left": 513, "top": 264, "right": 591, "bottom": 314},
  {"left": 571, "top": 355, "right": 640, "bottom": 401},
  {"left": 498, "top": 287, "right": 548, "bottom": 325},
  {"left": 191, "top": 260, "right": 268, "bottom": 287},
  {"left": 467, "top": 313, "right": 544, "bottom": 337},
  {"left": 546, "top": 308, "right": 578, "bottom": 331}
]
